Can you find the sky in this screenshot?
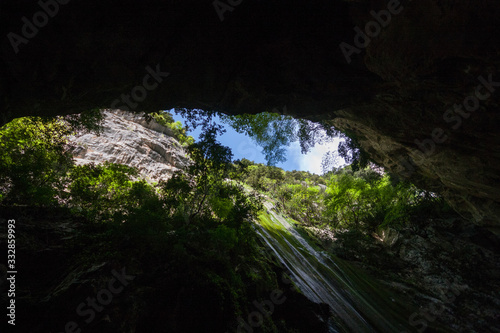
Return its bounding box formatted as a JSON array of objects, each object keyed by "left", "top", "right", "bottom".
[{"left": 170, "top": 110, "right": 345, "bottom": 175}]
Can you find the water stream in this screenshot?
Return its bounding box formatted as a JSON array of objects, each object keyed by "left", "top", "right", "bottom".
[{"left": 255, "top": 201, "right": 416, "bottom": 333}]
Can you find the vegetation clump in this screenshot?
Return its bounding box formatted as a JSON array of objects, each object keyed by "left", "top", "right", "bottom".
[
  {"left": 0, "top": 109, "right": 452, "bottom": 332},
  {"left": 0, "top": 112, "right": 295, "bottom": 332},
  {"left": 233, "top": 159, "right": 450, "bottom": 234},
  {"left": 149, "top": 111, "right": 195, "bottom": 146}
]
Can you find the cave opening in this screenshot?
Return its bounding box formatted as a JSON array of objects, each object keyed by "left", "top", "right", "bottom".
[{"left": 2, "top": 0, "right": 500, "bottom": 331}]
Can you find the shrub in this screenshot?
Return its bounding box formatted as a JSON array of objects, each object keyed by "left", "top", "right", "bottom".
[
  {"left": 0, "top": 116, "right": 74, "bottom": 205},
  {"left": 150, "top": 111, "right": 195, "bottom": 146}
]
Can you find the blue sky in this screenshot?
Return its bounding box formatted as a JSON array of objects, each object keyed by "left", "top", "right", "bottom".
[{"left": 170, "top": 110, "right": 345, "bottom": 175}]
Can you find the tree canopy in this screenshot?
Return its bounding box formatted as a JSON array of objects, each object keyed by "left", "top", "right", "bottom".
[{"left": 222, "top": 111, "right": 367, "bottom": 170}]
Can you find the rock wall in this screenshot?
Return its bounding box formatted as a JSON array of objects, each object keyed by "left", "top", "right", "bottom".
[
  {"left": 313, "top": 217, "right": 500, "bottom": 331},
  {"left": 1, "top": 0, "right": 499, "bottom": 226},
  {"left": 70, "top": 110, "right": 190, "bottom": 182}
]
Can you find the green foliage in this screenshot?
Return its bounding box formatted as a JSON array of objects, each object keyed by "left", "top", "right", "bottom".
[
  {"left": 0, "top": 110, "right": 105, "bottom": 205},
  {"left": 231, "top": 162, "right": 330, "bottom": 227},
  {"left": 149, "top": 111, "right": 194, "bottom": 146},
  {"left": 0, "top": 112, "right": 311, "bottom": 332},
  {"left": 322, "top": 168, "right": 446, "bottom": 232},
  {"left": 0, "top": 110, "right": 453, "bottom": 332},
  {"left": 0, "top": 116, "right": 74, "bottom": 205},
  {"left": 279, "top": 183, "right": 325, "bottom": 225},
  {"left": 150, "top": 110, "right": 175, "bottom": 125},
  {"left": 64, "top": 108, "right": 105, "bottom": 135},
  {"left": 67, "top": 162, "right": 164, "bottom": 223},
  {"left": 222, "top": 111, "right": 370, "bottom": 171},
  {"left": 222, "top": 112, "right": 297, "bottom": 165},
  {"left": 325, "top": 172, "right": 379, "bottom": 229},
  {"left": 337, "top": 133, "right": 370, "bottom": 172},
  {"left": 170, "top": 120, "right": 195, "bottom": 146},
  {"left": 236, "top": 160, "right": 447, "bottom": 233},
  {"left": 161, "top": 124, "right": 262, "bottom": 228}
]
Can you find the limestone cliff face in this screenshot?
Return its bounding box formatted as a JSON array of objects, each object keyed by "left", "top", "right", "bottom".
[
  {"left": 2, "top": 0, "right": 500, "bottom": 226},
  {"left": 70, "top": 110, "right": 190, "bottom": 182}
]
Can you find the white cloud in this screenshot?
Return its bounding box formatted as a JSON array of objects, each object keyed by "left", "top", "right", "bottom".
[{"left": 287, "top": 138, "right": 346, "bottom": 175}]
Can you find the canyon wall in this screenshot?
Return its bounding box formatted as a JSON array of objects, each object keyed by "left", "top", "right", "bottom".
[{"left": 70, "top": 109, "right": 189, "bottom": 182}]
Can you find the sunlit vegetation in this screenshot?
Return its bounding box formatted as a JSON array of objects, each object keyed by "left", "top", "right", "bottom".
[
  {"left": 149, "top": 110, "right": 195, "bottom": 146},
  {"left": 0, "top": 109, "right": 452, "bottom": 332},
  {"left": 0, "top": 113, "right": 286, "bottom": 332},
  {"left": 0, "top": 109, "right": 449, "bottom": 261},
  {"left": 233, "top": 159, "right": 450, "bottom": 233},
  {"left": 0, "top": 114, "right": 89, "bottom": 205}
]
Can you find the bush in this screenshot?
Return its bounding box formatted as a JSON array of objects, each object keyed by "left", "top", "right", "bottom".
[
  {"left": 67, "top": 162, "right": 165, "bottom": 223},
  {"left": 150, "top": 111, "right": 194, "bottom": 146},
  {"left": 0, "top": 116, "right": 74, "bottom": 206},
  {"left": 324, "top": 170, "right": 445, "bottom": 232}
]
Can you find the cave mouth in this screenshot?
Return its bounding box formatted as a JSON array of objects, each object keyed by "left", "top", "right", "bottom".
[
  {"left": 2, "top": 1, "right": 500, "bottom": 331},
  {"left": 1, "top": 107, "right": 498, "bottom": 332},
  {"left": 2, "top": 0, "right": 500, "bottom": 227}
]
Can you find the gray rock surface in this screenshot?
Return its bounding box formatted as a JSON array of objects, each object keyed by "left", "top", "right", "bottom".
[
  {"left": 316, "top": 218, "right": 500, "bottom": 332},
  {"left": 69, "top": 109, "right": 190, "bottom": 182}
]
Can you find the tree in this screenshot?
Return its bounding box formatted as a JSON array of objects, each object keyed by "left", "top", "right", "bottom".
[
  {"left": 0, "top": 116, "right": 74, "bottom": 205},
  {"left": 0, "top": 110, "right": 104, "bottom": 206},
  {"left": 148, "top": 111, "right": 195, "bottom": 146},
  {"left": 222, "top": 111, "right": 368, "bottom": 170},
  {"left": 67, "top": 162, "right": 157, "bottom": 223},
  {"left": 322, "top": 168, "right": 438, "bottom": 232},
  {"left": 161, "top": 123, "right": 261, "bottom": 227},
  {"left": 221, "top": 112, "right": 297, "bottom": 165}
]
